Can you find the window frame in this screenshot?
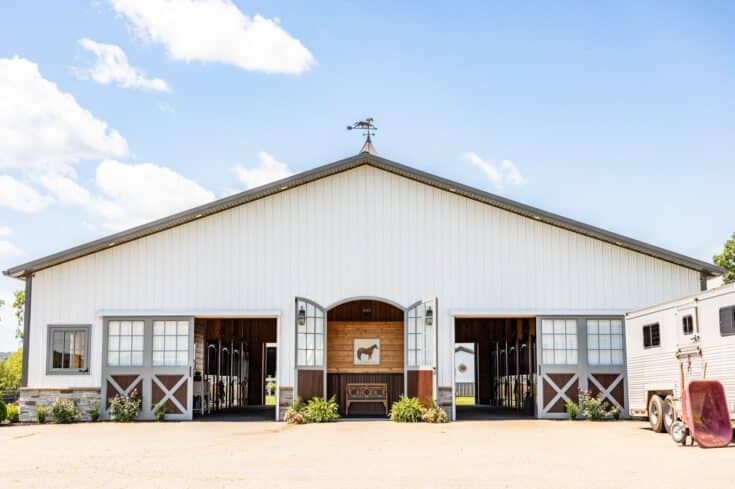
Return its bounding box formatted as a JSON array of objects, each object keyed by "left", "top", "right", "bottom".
[
  {"left": 152, "top": 319, "right": 190, "bottom": 367},
  {"left": 720, "top": 306, "right": 735, "bottom": 337},
  {"left": 295, "top": 299, "right": 325, "bottom": 368},
  {"left": 586, "top": 318, "right": 625, "bottom": 366},
  {"left": 643, "top": 323, "right": 661, "bottom": 349},
  {"left": 681, "top": 315, "right": 694, "bottom": 335},
  {"left": 540, "top": 318, "right": 579, "bottom": 366},
  {"left": 46, "top": 324, "right": 91, "bottom": 375},
  {"left": 106, "top": 319, "right": 146, "bottom": 367}
]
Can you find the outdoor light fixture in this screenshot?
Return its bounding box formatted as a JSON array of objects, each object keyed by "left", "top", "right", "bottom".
[
  {"left": 297, "top": 305, "right": 306, "bottom": 326},
  {"left": 425, "top": 305, "right": 433, "bottom": 326}
]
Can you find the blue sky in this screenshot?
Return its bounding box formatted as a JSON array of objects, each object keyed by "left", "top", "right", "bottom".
[{"left": 0, "top": 1, "right": 733, "bottom": 350}]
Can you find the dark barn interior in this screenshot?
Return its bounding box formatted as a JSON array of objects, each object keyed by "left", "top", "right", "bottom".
[
  {"left": 454, "top": 317, "right": 536, "bottom": 419},
  {"left": 326, "top": 300, "right": 405, "bottom": 417},
  {"left": 194, "top": 317, "right": 277, "bottom": 420}
]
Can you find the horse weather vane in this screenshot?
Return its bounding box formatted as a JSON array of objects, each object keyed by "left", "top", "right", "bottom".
[{"left": 347, "top": 117, "right": 378, "bottom": 155}]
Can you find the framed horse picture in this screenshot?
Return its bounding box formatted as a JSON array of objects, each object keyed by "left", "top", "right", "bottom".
[{"left": 354, "top": 338, "right": 380, "bottom": 365}]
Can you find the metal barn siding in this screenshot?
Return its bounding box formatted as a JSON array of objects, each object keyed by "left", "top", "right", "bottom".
[{"left": 26, "top": 165, "right": 701, "bottom": 394}]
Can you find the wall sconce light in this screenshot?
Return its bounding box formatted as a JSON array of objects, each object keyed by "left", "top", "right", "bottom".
[
  {"left": 425, "top": 305, "right": 433, "bottom": 326},
  {"left": 297, "top": 305, "right": 306, "bottom": 326}
]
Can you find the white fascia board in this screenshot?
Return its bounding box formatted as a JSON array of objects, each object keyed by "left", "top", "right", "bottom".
[
  {"left": 96, "top": 309, "right": 282, "bottom": 318},
  {"left": 448, "top": 308, "right": 628, "bottom": 318}
]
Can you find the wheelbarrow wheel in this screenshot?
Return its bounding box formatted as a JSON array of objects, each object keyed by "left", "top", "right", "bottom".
[{"left": 670, "top": 421, "right": 687, "bottom": 445}]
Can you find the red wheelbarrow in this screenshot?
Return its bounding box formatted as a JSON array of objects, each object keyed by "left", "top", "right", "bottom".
[{"left": 670, "top": 374, "right": 733, "bottom": 448}]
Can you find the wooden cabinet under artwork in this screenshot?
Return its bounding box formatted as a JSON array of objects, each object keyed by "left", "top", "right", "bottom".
[{"left": 327, "top": 321, "right": 403, "bottom": 373}]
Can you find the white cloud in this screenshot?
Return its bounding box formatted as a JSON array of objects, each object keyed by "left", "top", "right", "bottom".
[
  {"left": 0, "top": 175, "right": 51, "bottom": 213},
  {"left": 463, "top": 152, "right": 525, "bottom": 191},
  {"left": 0, "top": 56, "right": 128, "bottom": 173},
  {"left": 235, "top": 152, "right": 293, "bottom": 189},
  {"left": 74, "top": 38, "right": 170, "bottom": 92},
  {"left": 109, "top": 0, "right": 315, "bottom": 74},
  {"left": 91, "top": 160, "right": 215, "bottom": 230},
  {"left": 0, "top": 240, "right": 24, "bottom": 259},
  {"left": 0, "top": 226, "right": 12, "bottom": 237}
]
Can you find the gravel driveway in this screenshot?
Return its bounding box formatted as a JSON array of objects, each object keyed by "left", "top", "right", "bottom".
[{"left": 1, "top": 419, "right": 733, "bottom": 488}]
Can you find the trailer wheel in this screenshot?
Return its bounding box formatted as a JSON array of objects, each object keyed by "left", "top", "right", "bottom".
[
  {"left": 663, "top": 395, "right": 676, "bottom": 433},
  {"left": 648, "top": 395, "right": 665, "bottom": 433},
  {"left": 670, "top": 421, "right": 687, "bottom": 445}
]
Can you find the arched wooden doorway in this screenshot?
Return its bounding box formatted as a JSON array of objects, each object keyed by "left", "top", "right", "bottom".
[{"left": 326, "top": 299, "right": 404, "bottom": 417}]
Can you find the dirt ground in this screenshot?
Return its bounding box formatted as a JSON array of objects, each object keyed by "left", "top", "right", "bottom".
[{"left": 1, "top": 419, "right": 733, "bottom": 488}]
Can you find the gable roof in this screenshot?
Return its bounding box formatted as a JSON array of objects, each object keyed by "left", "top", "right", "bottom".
[{"left": 3, "top": 152, "right": 724, "bottom": 279}]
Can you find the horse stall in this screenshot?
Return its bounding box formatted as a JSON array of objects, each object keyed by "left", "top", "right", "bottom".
[
  {"left": 454, "top": 317, "right": 536, "bottom": 419},
  {"left": 326, "top": 300, "right": 405, "bottom": 417},
  {"left": 194, "top": 317, "right": 277, "bottom": 420}
]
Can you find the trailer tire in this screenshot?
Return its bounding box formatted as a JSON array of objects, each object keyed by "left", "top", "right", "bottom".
[
  {"left": 663, "top": 395, "right": 676, "bottom": 433},
  {"left": 648, "top": 395, "right": 665, "bottom": 433},
  {"left": 670, "top": 421, "right": 687, "bottom": 445}
]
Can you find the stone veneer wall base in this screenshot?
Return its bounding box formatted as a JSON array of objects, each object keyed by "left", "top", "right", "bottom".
[{"left": 18, "top": 387, "right": 101, "bottom": 423}]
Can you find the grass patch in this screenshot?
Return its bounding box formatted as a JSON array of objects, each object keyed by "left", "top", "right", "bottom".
[{"left": 455, "top": 396, "right": 475, "bottom": 406}]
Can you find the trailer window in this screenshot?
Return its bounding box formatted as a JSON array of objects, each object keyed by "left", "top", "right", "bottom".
[
  {"left": 720, "top": 306, "right": 735, "bottom": 337},
  {"left": 643, "top": 323, "right": 660, "bottom": 348},
  {"left": 682, "top": 315, "right": 694, "bottom": 335}
]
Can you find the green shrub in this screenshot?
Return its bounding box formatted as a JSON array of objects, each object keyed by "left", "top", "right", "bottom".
[
  {"left": 88, "top": 401, "right": 100, "bottom": 422},
  {"left": 565, "top": 399, "right": 579, "bottom": 420},
  {"left": 36, "top": 405, "right": 47, "bottom": 424},
  {"left": 304, "top": 396, "right": 340, "bottom": 423},
  {"left": 0, "top": 399, "right": 6, "bottom": 423},
  {"left": 6, "top": 404, "right": 19, "bottom": 423},
  {"left": 49, "top": 398, "right": 81, "bottom": 424},
  {"left": 110, "top": 390, "right": 142, "bottom": 422},
  {"left": 153, "top": 402, "right": 166, "bottom": 422},
  {"left": 265, "top": 381, "right": 277, "bottom": 396},
  {"left": 580, "top": 390, "right": 619, "bottom": 421},
  {"left": 421, "top": 401, "right": 448, "bottom": 423},
  {"left": 390, "top": 396, "right": 424, "bottom": 423}
]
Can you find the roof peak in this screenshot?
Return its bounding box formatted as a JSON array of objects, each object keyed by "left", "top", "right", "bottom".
[{"left": 360, "top": 134, "right": 378, "bottom": 155}]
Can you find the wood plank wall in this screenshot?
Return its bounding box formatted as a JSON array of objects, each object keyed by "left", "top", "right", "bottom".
[
  {"left": 327, "top": 321, "right": 403, "bottom": 373},
  {"left": 194, "top": 318, "right": 277, "bottom": 406},
  {"left": 327, "top": 373, "right": 403, "bottom": 416}
]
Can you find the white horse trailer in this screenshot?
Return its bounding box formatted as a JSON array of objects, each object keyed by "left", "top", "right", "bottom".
[{"left": 625, "top": 283, "right": 735, "bottom": 433}]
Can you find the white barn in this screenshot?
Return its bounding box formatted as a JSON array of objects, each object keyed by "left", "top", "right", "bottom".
[{"left": 4, "top": 148, "right": 722, "bottom": 421}]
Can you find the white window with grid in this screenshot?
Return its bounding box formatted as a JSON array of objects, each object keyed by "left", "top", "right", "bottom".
[
  {"left": 153, "top": 320, "right": 189, "bottom": 366},
  {"left": 587, "top": 319, "right": 624, "bottom": 365},
  {"left": 107, "top": 320, "right": 144, "bottom": 366},
  {"left": 541, "top": 319, "right": 578, "bottom": 365},
  {"left": 296, "top": 300, "right": 324, "bottom": 367},
  {"left": 407, "top": 302, "right": 434, "bottom": 367}
]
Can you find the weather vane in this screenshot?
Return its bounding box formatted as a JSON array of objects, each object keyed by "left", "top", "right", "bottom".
[{"left": 347, "top": 117, "right": 378, "bottom": 154}]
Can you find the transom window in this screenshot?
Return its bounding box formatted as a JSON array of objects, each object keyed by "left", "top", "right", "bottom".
[
  {"left": 296, "top": 300, "right": 325, "bottom": 367},
  {"left": 643, "top": 323, "right": 660, "bottom": 348},
  {"left": 107, "top": 320, "right": 144, "bottom": 366},
  {"left": 541, "top": 319, "right": 578, "bottom": 365},
  {"left": 587, "top": 319, "right": 624, "bottom": 365},
  {"left": 720, "top": 306, "right": 735, "bottom": 337},
  {"left": 153, "top": 320, "right": 190, "bottom": 366},
  {"left": 682, "top": 315, "right": 694, "bottom": 335},
  {"left": 47, "top": 325, "right": 90, "bottom": 374}
]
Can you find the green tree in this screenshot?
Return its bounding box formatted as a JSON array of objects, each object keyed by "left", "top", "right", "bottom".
[
  {"left": 0, "top": 349, "right": 22, "bottom": 392},
  {"left": 12, "top": 290, "right": 24, "bottom": 340},
  {"left": 714, "top": 232, "right": 735, "bottom": 285}
]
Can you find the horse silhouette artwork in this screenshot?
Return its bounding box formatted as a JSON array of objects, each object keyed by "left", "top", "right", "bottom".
[{"left": 355, "top": 342, "right": 380, "bottom": 364}]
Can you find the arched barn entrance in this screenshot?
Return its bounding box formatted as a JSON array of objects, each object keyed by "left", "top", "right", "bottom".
[{"left": 326, "top": 299, "right": 405, "bottom": 417}]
